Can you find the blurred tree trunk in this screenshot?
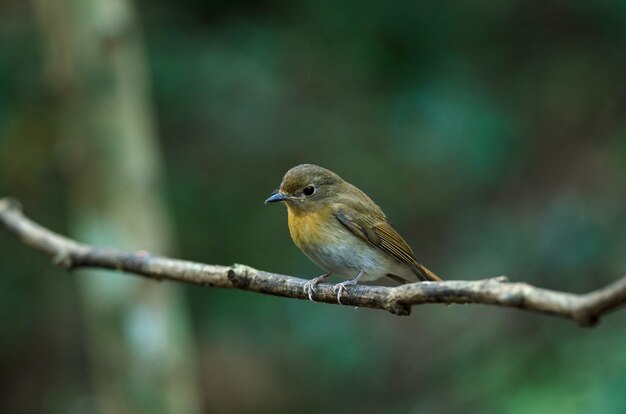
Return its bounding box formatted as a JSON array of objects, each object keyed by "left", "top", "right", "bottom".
[{"left": 33, "top": 0, "right": 201, "bottom": 413}]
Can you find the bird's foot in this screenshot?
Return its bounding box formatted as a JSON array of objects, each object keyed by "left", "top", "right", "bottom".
[
  {"left": 303, "top": 273, "right": 332, "bottom": 302},
  {"left": 333, "top": 271, "right": 364, "bottom": 305}
]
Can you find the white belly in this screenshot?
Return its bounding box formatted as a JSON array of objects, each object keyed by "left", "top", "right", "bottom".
[{"left": 301, "top": 236, "right": 418, "bottom": 283}]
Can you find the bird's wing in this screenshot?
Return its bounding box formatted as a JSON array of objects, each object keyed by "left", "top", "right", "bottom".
[{"left": 335, "top": 207, "right": 442, "bottom": 282}]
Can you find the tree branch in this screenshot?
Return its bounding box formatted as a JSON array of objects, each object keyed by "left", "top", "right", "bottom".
[{"left": 1, "top": 197, "right": 625, "bottom": 326}]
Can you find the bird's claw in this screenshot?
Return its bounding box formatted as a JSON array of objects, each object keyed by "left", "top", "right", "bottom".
[
  {"left": 333, "top": 279, "right": 358, "bottom": 305},
  {"left": 303, "top": 273, "right": 331, "bottom": 302},
  {"left": 303, "top": 280, "right": 318, "bottom": 302}
]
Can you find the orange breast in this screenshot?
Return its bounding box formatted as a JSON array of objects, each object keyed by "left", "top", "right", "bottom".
[{"left": 287, "top": 205, "right": 335, "bottom": 250}]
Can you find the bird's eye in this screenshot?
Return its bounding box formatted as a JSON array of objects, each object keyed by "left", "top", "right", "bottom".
[{"left": 303, "top": 185, "right": 315, "bottom": 196}]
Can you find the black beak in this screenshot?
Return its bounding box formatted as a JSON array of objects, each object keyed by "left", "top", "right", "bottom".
[{"left": 264, "top": 191, "right": 288, "bottom": 204}]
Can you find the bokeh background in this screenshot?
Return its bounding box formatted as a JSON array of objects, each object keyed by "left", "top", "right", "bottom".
[{"left": 1, "top": 1, "right": 626, "bottom": 413}]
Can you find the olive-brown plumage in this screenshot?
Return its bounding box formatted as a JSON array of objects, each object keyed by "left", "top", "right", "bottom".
[{"left": 265, "top": 164, "right": 441, "bottom": 302}]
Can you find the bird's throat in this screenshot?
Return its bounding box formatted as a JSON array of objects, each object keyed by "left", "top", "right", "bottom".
[{"left": 287, "top": 205, "right": 335, "bottom": 249}]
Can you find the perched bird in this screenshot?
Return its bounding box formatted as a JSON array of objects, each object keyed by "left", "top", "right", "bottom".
[{"left": 265, "top": 164, "right": 442, "bottom": 303}]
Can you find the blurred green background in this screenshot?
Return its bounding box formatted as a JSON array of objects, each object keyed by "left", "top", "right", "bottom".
[{"left": 1, "top": 0, "right": 626, "bottom": 413}]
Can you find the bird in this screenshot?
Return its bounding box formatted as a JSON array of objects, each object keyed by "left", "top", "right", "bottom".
[{"left": 265, "top": 164, "right": 442, "bottom": 304}]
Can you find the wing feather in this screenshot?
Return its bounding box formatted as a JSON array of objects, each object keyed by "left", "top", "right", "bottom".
[{"left": 335, "top": 208, "right": 442, "bottom": 282}]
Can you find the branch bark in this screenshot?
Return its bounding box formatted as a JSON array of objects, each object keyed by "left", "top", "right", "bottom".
[{"left": 1, "top": 197, "right": 625, "bottom": 327}]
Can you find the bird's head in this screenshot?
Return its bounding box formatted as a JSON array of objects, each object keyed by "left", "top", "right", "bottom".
[{"left": 265, "top": 164, "right": 344, "bottom": 214}]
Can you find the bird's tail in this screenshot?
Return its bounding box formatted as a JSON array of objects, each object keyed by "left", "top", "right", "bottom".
[{"left": 412, "top": 262, "right": 443, "bottom": 282}]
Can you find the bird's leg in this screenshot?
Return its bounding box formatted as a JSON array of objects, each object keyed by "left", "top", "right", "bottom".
[
  {"left": 303, "top": 272, "right": 332, "bottom": 302},
  {"left": 333, "top": 270, "right": 364, "bottom": 305}
]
